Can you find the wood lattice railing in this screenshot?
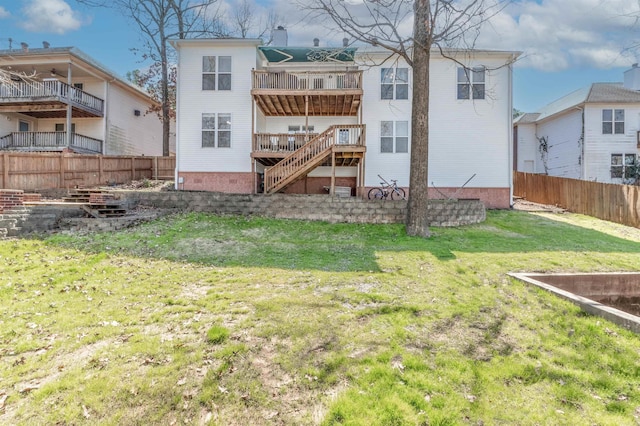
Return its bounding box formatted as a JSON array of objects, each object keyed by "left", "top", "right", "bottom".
[{"left": 264, "top": 124, "right": 365, "bottom": 194}]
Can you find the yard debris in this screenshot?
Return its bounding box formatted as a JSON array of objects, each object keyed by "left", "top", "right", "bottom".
[
  {"left": 218, "top": 386, "right": 228, "bottom": 394},
  {"left": 18, "top": 382, "right": 40, "bottom": 394},
  {"left": 176, "top": 378, "right": 187, "bottom": 386},
  {"left": 0, "top": 392, "right": 8, "bottom": 411},
  {"left": 82, "top": 404, "right": 91, "bottom": 419},
  {"left": 391, "top": 355, "right": 405, "bottom": 373}
]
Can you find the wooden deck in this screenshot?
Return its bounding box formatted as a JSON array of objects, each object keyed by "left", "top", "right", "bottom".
[
  {"left": 251, "top": 70, "right": 362, "bottom": 116},
  {"left": 0, "top": 80, "right": 104, "bottom": 118},
  {"left": 263, "top": 124, "right": 366, "bottom": 194}
]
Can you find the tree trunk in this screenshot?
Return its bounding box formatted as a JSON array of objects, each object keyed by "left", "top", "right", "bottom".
[
  {"left": 406, "top": 0, "right": 431, "bottom": 237},
  {"left": 161, "top": 38, "right": 170, "bottom": 156}
]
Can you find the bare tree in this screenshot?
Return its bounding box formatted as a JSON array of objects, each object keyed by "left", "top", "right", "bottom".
[
  {"left": 77, "top": 0, "right": 222, "bottom": 156},
  {"left": 303, "top": 0, "right": 508, "bottom": 237},
  {"left": 0, "top": 69, "right": 36, "bottom": 85},
  {"left": 219, "top": 0, "right": 281, "bottom": 42}
]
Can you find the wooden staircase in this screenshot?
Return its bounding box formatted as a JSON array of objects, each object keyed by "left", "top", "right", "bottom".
[{"left": 264, "top": 124, "right": 365, "bottom": 194}]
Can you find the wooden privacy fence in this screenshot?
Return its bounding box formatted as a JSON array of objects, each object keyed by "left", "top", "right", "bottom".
[
  {"left": 514, "top": 171, "right": 640, "bottom": 228},
  {"left": 0, "top": 152, "right": 175, "bottom": 191}
]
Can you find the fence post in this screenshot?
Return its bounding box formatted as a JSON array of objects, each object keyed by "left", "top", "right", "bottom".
[
  {"left": 99, "top": 155, "right": 104, "bottom": 184},
  {"left": 59, "top": 151, "right": 65, "bottom": 189},
  {"left": 131, "top": 157, "right": 136, "bottom": 182},
  {"left": 2, "top": 152, "right": 8, "bottom": 189},
  {"left": 154, "top": 156, "right": 158, "bottom": 180}
]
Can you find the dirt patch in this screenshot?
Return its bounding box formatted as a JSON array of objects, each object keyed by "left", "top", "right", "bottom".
[{"left": 512, "top": 198, "right": 566, "bottom": 213}]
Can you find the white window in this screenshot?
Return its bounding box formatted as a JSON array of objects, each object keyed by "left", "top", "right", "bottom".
[
  {"left": 611, "top": 153, "right": 636, "bottom": 179},
  {"left": 380, "top": 121, "right": 409, "bottom": 153},
  {"left": 603, "top": 109, "right": 624, "bottom": 134},
  {"left": 202, "top": 113, "right": 231, "bottom": 148},
  {"left": 202, "top": 56, "right": 231, "bottom": 91},
  {"left": 457, "top": 66, "right": 485, "bottom": 100},
  {"left": 381, "top": 68, "right": 408, "bottom": 100},
  {"left": 287, "top": 125, "right": 314, "bottom": 133}
]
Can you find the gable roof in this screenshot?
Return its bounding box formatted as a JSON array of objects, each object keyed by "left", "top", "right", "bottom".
[
  {"left": 514, "top": 112, "right": 540, "bottom": 124},
  {"left": 518, "top": 82, "right": 640, "bottom": 124},
  {"left": 587, "top": 82, "right": 640, "bottom": 103}
]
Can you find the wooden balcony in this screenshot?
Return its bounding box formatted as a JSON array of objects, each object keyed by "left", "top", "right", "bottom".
[
  {"left": 263, "top": 124, "right": 366, "bottom": 193},
  {"left": 0, "top": 132, "right": 103, "bottom": 154},
  {"left": 251, "top": 133, "right": 318, "bottom": 166},
  {"left": 0, "top": 80, "right": 104, "bottom": 118},
  {"left": 251, "top": 70, "right": 363, "bottom": 116}
]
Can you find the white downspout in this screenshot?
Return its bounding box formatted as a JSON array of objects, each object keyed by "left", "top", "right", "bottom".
[
  {"left": 103, "top": 79, "right": 113, "bottom": 155},
  {"left": 508, "top": 60, "right": 514, "bottom": 207},
  {"left": 66, "top": 62, "right": 72, "bottom": 148}
]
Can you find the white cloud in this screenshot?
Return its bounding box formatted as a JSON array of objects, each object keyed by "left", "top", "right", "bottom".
[
  {"left": 0, "top": 7, "right": 10, "bottom": 19},
  {"left": 476, "top": 0, "right": 640, "bottom": 70},
  {"left": 208, "top": 0, "right": 640, "bottom": 71},
  {"left": 19, "top": 0, "right": 85, "bottom": 34}
]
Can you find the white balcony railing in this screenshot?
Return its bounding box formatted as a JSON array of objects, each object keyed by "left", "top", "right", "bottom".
[
  {"left": 0, "top": 132, "right": 103, "bottom": 154},
  {"left": 0, "top": 80, "right": 104, "bottom": 115}
]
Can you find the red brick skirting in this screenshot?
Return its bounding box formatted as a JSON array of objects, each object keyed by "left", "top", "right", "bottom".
[
  {"left": 23, "top": 193, "right": 42, "bottom": 203},
  {"left": 177, "top": 172, "right": 255, "bottom": 193},
  {"left": 0, "top": 189, "right": 24, "bottom": 212},
  {"left": 361, "top": 187, "right": 511, "bottom": 209},
  {"left": 89, "top": 193, "right": 117, "bottom": 204}
]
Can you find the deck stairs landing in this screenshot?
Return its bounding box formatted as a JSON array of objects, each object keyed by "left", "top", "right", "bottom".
[{"left": 264, "top": 124, "right": 365, "bottom": 194}]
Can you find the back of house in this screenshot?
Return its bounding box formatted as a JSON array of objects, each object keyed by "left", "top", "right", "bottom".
[{"left": 171, "top": 30, "right": 518, "bottom": 208}]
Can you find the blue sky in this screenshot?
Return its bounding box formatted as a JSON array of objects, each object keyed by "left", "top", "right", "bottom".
[{"left": 0, "top": 0, "right": 638, "bottom": 113}]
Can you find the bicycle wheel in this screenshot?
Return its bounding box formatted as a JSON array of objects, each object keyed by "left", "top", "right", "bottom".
[
  {"left": 391, "top": 187, "right": 406, "bottom": 200},
  {"left": 368, "top": 188, "right": 385, "bottom": 200}
]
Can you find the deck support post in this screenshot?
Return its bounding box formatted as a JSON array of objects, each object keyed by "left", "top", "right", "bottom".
[
  {"left": 305, "top": 95, "right": 309, "bottom": 141},
  {"left": 330, "top": 147, "right": 336, "bottom": 196},
  {"left": 66, "top": 62, "right": 73, "bottom": 148}
]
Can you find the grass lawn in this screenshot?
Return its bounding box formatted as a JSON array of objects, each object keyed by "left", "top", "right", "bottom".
[{"left": 1, "top": 209, "right": 640, "bottom": 425}]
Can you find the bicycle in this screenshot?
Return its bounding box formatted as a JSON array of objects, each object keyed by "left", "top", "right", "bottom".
[{"left": 368, "top": 175, "right": 406, "bottom": 200}]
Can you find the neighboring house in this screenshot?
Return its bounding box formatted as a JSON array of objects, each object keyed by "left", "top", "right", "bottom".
[
  {"left": 514, "top": 64, "right": 640, "bottom": 183},
  {"left": 170, "top": 31, "right": 519, "bottom": 208},
  {"left": 0, "top": 45, "right": 168, "bottom": 156}
]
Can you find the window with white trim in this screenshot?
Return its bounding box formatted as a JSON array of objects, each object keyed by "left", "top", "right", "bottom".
[
  {"left": 381, "top": 121, "right": 409, "bottom": 153},
  {"left": 202, "top": 56, "right": 231, "bottom": 91},
  {"left": 602, "top": 109, "right": 624, "bottom": 134},
  {"left": 611, "top": 153, "right": 636, "bottom": 179},
  {"left": 381, "top": 68, "right": 408, "bottom": 100},
  {"left": 202, "top": 113, "right": 231, "bottom": 148},
  {"left": 457, "top": 66, "right": 485, "bottom": 100},
  {"left": 287, "top": 125, "right": 314, "bottom": 133}
]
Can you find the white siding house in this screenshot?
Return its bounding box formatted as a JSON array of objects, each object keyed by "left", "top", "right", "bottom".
[
  {"left": 514, "top": 65, "right": 640, "bottom": 184},
  {"left": 170, "top": 34, "right": 519, "bottom": 208},
  {"left": 0, "top": 46, "right": 167, "bottom": 156}
]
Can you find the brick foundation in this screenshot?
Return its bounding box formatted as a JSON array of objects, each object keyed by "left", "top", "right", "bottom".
[
  {"left": 0, "top": 189, "right": 24, "bottom": 213},
  {"left": 284, "top": 177, "right": 357, "bottom": 195},
  {"left": 22, "top": 193, "right": 42, "bottom": 203},
  {"left": 89, "top": 193, "right": 118, "bottom": 205},
  {"left": 363, "top": 186, "right": 510, "bottom": 209},
  {"left": 178, "top": 172, "right": 255, "bottom": 193}
]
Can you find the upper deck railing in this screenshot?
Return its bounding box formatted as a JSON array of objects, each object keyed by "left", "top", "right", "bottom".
[
  {"left": 0, "top": 80, "right": 104, "bottom": 115},
  {"left": 252, "top": 70, "right": 363, "bottom": 91}
]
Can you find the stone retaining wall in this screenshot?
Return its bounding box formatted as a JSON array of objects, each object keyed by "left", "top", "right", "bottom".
[
  {"left": 118, "top": 191, "right": 486, "bottom": 226},
  {"left": 0, "top": 206, "right": 85, "bottom": 237}
]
